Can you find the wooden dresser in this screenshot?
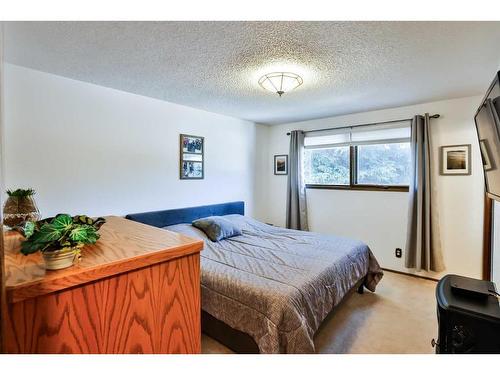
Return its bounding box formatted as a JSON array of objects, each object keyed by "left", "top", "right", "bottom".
[{"left": 2, "top": 216, "right": 204, "bottom": 354}]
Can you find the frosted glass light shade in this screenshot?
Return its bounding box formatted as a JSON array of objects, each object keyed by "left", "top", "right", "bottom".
[{"left": 258, "top": 72, "right": 303, "bottom": 97}]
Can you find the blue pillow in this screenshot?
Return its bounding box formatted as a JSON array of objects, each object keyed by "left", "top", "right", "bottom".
[{"left": 192, "top": 216, "right": 242, "bottom": 242}]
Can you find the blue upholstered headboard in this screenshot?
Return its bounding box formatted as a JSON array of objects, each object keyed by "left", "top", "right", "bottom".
[{"left": 125, "top": 201, "right": 245, "bottom": 228}]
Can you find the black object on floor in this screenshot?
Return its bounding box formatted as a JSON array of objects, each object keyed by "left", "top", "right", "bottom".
[{"left": 435, "top": 274, "right": 500, "bottom": 353}]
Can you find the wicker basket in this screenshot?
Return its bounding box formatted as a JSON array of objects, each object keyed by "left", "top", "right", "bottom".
[{"left": 42, "top": 247, "right": 81, "bottom": 270}]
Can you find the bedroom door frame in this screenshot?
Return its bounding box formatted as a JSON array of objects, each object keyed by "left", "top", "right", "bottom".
[{"left": 483, "top": 194, "right": 493, "bottom": 281}]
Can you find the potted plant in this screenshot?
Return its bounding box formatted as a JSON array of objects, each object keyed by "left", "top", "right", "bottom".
[
  {"left": 3, "top": 188, "right": 41, "bottom": 228},
  {"left": 20, "top": 214, "right": 106, "bottom": 270}
]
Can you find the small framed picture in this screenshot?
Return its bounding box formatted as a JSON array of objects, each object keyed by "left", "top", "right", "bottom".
[
  {"left": 180, "top": 134, "right": 204, "bottom": 179},
  {"left": 479, "top": 139, "right": 493, "bottom": 171},
  {"left": 440, "top": 144, "right": 471, "bottom": 176},
  {"left": 274, "top": 155, "right": 288, "bottom": 175},
  {"left": 181, "top": 134, "right": 203, "bottom": 154}
]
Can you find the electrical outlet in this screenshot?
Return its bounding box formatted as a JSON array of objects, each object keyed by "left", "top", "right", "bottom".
[{"left": 395, "top": 248, "right": 402, "bottom": 258}]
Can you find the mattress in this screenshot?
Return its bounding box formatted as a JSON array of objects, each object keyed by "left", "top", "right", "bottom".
[{"left": 165, "top": 214, "right": 383, "bottom": 353}]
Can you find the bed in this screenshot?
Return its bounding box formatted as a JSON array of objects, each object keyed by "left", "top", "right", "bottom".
[{"left": 126, "top": 201, "right": 383, "bottom": 354}]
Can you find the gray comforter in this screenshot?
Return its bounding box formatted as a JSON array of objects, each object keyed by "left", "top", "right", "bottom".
[{"left": 165, "top": 215, "right": 383, "bottom": 354}]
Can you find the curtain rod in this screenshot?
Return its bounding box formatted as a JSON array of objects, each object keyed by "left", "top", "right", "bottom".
[{"left": 286, "top": 114, "right": 440, "bottom": 136}]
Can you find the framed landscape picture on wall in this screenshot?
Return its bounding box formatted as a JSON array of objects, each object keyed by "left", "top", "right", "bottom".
[
  {"left": 180, "top": 134, "right": 204, "bottom": 179},
  {"left": 274, "top": 154, "right": 288, "bottom": 175},
  {"left": 440, "top": 144, "right": 471, "bottom": 176}
]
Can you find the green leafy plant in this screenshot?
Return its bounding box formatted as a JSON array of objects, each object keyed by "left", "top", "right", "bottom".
[
  {"left": 20, "top": 214, "right": 106, "bottom": 255},
  {"left": 6, "top": 188, "right": 36, "bottom": 197}
]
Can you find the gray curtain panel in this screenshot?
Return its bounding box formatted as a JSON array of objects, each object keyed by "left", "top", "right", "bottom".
[
  {"left": 405, "top": 114, "right": 445, "bottom": 272},
  {"left": 286, "top": 130, "right": 309, "bottom": 230}
]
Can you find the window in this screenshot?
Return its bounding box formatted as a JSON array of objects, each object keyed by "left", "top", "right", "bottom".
[
  {"left": 304, "top": 146, "right": 350, "bottom": 185},
  {"left": 356, "top": 143, "right": 411, "bottom": 186},
  {"left": 303, "top": 122, "right": 411, "bottom": 191}
]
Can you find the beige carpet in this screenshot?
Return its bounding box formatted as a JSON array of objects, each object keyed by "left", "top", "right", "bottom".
[{"left": 202, "top": 271, "right": 438, "bottom": 354}]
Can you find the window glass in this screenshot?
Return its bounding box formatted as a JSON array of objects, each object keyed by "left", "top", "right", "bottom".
[
  {"left": 304, "top": 146, "right": 350, "bottom": 185},
  {"left": 356, "top": 143, "right": 411, "bottom": 186}
]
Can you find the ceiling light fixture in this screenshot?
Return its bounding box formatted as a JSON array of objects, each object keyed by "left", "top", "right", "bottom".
[{"left": 258, "top": 72, "right": 303, "bottom": 97}]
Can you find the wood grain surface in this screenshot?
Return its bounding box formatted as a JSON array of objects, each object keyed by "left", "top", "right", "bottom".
[
  {"left": 483, "top": 194, "right": 493, "bottom": 280},
  {"left": 5, "top": 253, "right": 201, "bottom": 353},
  {"left": 4, "top": 216, "right": 203, "bottom": 303}
]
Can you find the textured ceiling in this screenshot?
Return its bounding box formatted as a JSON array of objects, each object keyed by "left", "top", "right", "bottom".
[{"left": 4, "top": 21, "right": 500, "bottom": 124}]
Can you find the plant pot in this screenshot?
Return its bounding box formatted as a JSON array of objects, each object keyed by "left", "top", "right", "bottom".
[
  {"left": 3, "top": 195, "right": 41, "bottom": 228},
  {"left": 42, "top": 247, "right": 81, "bottom": 270}
]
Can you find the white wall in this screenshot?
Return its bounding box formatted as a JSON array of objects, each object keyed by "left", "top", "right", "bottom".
[
  {"left": 0, "top": 25, "right": 5, "bottom": 195},
  {"left": 258, "top": 96, "right": 485, "bottom": 279},
  {"left": 4, "top": 64, "right": 265, "bottom": 218}
]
